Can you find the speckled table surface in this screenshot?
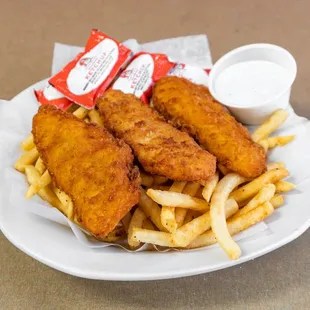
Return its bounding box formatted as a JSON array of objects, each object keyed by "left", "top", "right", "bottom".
[{"left": 1, "top": 1, "right": 309, "bottom": 309}]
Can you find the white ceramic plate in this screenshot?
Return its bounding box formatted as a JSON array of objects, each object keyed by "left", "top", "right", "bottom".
[{"left": 0, "top": 79, "right": 309, "bottom": 281}]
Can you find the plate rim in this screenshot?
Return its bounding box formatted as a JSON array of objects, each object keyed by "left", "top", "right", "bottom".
[{"left": 0, "top": 78, "right": 309, "bottom": 281}]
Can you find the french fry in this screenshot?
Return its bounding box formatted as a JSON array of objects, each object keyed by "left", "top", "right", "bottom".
[
  {"left": 66, "top": 104, "right": 79, "bottom": 114},
  {"left": 261, "top": 135, "right": 295, "bottom": 149},
  {"left": 21, "top": 133, "right": 35, "bottom": 151},
  {"left": 210, "top": 173, "right": 248, "bottom": 260},
  {"left": 218, "top": 164, "right": 231, "bottom": 176},
  {"left": 270, "top": 195, "right": 284, "bottom": 208},
  {"left": 183, "top": 210, "right": 201, "bottom": 225},
  {"left": 24, "top": 166, "right": 62, "bottom": 210},
  {"left": 238, "top": 197, "right": 252, "bottom": 208},
  {"left": 132, "top": 228, "right": 176, "bottom": 247},
  {"left": 121, "top": 212, "right": 132, "bottom": 233},
  {"left": 183, "top": 182, "right": 201, "bottom": 196},
  {"left": 258, "top": 139, "right": 269, "bottom": 152},
  {"left": 174, "top": 199, "right": 238, "bottom": 247},
  {"left": 140, "top": 171, "right": 154, "bottom": 187},
  {"left": 88, "top": 109, "right": 104, "bottom": 126},
  {"left": 14, "top": 147, "right": 39, "bottom": 172},
  {"left": 150, "top": 185, "right": 171, "bottom": 191},
  {"left": 25, "top": 170, "right": 52, "bottom": 198},
  {"left": 147, "top": 189, "right": 210, "bottom": 212},
  {"left": 188, "top": 202, "right": 274, "bottom": 249},
  {"left": 202, "top": 172, "right": 220, "bottom": 202},
  {"left": 143, "top": 218, "right": 156, "bottom": 230},
  {"left": 34, "top": 157, "right": 45, "bottom": 175},
  {"left": 233, "top": 184, "right": 275, "bottom": 217},
  {"left": 128, "top": 208, "right": 147, "bottom": 248},
  {"left": 138, "top": 188, "right": 167, "bottom": 232},
  {"left": 175, "top": 182, "right": 201, "bottom": 227},
  {"left": 132, "top": 199, "right": 239, "bottom": 248},
  {"left": 66, "top": 200, "right": 74, "bottom": 220},
  {"left": 275, "top": 180, "right": 296, "bottom": 192},
  {"left": 153, "top": 176, "right": 169, "bottom": 185},
  {"left": 102, "top": 226, "right": 126, "bottom": 242},
  {"left": 84, "top": 117, "right": 90, "bottom": 123},
  {"left": 230, "top": 168, "right": 289, "bottom": 203},
  {"left": 267, "top": 162, "right": 285, "bottom": 170},
  {"left": 251, "top": 109, "right": 289, "bottom": 142},
  {"left": 195, "top": 187, "right": 204, "bottom": 199},
  {"left": 53, "top": 188, "right": 74, "bottom": 220},
  {"left": 73, "top": 106, "right": 89, "bottom": 119},
  {"left": 161, "top": 181, "right": 187, "bottom": 233}
]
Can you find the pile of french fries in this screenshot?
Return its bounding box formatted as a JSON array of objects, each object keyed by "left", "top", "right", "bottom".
[{"left": 15, "top": 108, "right": 296, "bottom": 258}]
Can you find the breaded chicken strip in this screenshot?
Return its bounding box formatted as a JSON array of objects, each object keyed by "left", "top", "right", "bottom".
[
  {"left": 152, "top": 76, "right": 266, "bottom": 178},
  {"left": 97, "top": 90, "right": 216, "bottom": 181},
  {"left": 32, "top": 105, "right": 140, "bottom": 239}
]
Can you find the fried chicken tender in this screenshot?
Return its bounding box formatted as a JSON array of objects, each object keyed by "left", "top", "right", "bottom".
[
  {"left": 32, "top": 105, "right": 140, "bottom": 239},
  {"left": 97, "top": 90, "right": 216, "bottom": 181},
  {"left": 152, "top": 76, "right": 267, "bottom": 178}
]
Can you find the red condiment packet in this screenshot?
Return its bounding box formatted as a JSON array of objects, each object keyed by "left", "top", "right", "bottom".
[
  {"left": 168, "top": 63, "right": 211, "bottom": 86},
  {"left": 49, "top": 30, "right": 132, "bottom": 109},
  {"left": 34, "top": 84, "right": 73, "bottom": 110},
  {"left": 111, "top": 52, "right": 174, "bottom": 103}
]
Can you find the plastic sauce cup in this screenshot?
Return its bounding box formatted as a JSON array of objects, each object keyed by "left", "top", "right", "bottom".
[{"left": 208, "top": 44, "right": 297, "bottom": 125}]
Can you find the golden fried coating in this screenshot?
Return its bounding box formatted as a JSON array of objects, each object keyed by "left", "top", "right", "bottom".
[
  {"left": 32, "top": 105, "right": 140, "bottom": 239},
  {"left": 97, "top": 90, "right": 216, "bottom": 181},
  {"left": 152, "top": 76, "right": 267, "bottom": 178}
]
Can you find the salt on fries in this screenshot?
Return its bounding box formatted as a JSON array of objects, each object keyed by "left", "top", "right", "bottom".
[
  {"left": 230, "top": 168, "right": 289, "bottom": 204},
  {"left": 15, "top": 106, "right": 296, "bottom": 259},
  {"left": 233, "top": 184, "right": 276, "bottom": 218},
  {"left": 188, "top": 202, "right": 274, "bottom": 249},
  {"left": 132, "top": 199, "right": 238, "bottom": 247},
  {"left": 174, "top": 198, "right": 238, "bottom": 247},
  {"left": 53, "top": 188, "right": 74, "bottom": 220}
]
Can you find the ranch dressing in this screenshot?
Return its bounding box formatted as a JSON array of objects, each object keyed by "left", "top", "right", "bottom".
[{"left": 214, "top": 60, "right": 291, "bottom": 107}]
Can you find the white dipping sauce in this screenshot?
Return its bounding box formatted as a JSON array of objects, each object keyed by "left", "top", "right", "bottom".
[{"left": 214, "top": 60, "right": 291, "bottom": 107}]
